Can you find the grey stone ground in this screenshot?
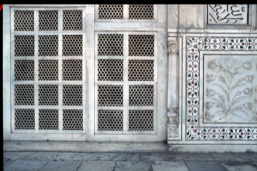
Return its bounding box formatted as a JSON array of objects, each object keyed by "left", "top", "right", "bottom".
[{"left": 3, "top": 152, "right": 257, "bottom": 171}]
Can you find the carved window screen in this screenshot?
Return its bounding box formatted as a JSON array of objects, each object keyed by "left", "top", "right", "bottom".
[
  {"left": 11, "top": 8, "right": 86, "bottom": 133},
  {"left": 95, "top": 32, "right": 157, "bottom": 135}
]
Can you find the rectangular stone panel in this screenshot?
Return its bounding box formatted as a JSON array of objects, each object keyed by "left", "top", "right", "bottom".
[
  {"left": 39, "top": 109, "right": 59, "bottom": 130},
  {"left": 98, "top": 110, "right": 123, "bottom": 131},
  {"left": 128, "top": 60, "right": 154, "bottom": 81},
  {"left": 129, "top": 4, "right": 154, "bottom": 19},
  {"left": 14, "top": 84, "right": 34, "bottom": 105},
  {"left": 207, "top": 4, "right": 249, "bottom": 25},
  {"left": 14, "top": 10, "right": 34, "bottom": 31},
  {"left": 98, "top": 4, "right": 123, "bottom": 19},
  {"left": 63, "top": 109, "right": 83, "bottom": 130},
  {"left": 129, "top": 85, "right": 154, "bottom": 106},
  {"left": 14, "top": 35, "right": 35, "bottom": 56},
  {"left": 39, "top": 10, "right": 58, "bottom": 31},
  {"left": 98, "top": 85, "right": 123, "bottom": 106},
  {"left": 98, "top": 59, "right": 123, "bottom": 81},
  {"left": 63, "top": 85, "right": 83, "bottom": 106},
  {"left": 128, "top": 35, "right": 154, "bottom": 56},
  {"left": 203, "top": 55, "right": 257, "bottom": 124},
  {"left": 14, "top": 60, "right": 34, "bottom": 81},
  {"left": 129, "top": 110, "right": 154, "bottom": 131},
  {"left": 15, "top": 109, "right": 35, "bottom": 129}
]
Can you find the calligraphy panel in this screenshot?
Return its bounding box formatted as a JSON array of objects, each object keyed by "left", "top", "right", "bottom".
[{"left": 207, "top": 4, "right": 249, "bottom": 25}]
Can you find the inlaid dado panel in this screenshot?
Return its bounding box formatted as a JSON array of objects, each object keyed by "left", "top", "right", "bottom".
[{"left": 186, "top": 37, "right": 257, "bottom": 141}]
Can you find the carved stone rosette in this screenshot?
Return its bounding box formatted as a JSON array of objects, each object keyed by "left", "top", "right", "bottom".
[{"left": 167, "top": 36, "right": 180, "bottom": 141}]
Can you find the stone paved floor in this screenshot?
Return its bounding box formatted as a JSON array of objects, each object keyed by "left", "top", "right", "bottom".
[{"left": 3, "top": 152, "right": 257, "bottom": 171}]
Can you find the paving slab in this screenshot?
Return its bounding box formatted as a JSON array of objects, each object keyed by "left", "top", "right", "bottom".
[
  {"left": 85, "top": 152, "right": 139, "bottom": 161},
  {"left": 152, "top": 161, "right": 189, "bottom": 171},
  {"left": 3, "top": 159, "right": 16, "bottom": 168},
  {"left": 77, "top": 161, "right": 116, "bottom": 171},
  {"left": 209, "top": 153, "right": 255, "bottom": 162},
  {"left": 19, "top": 152, "right": 92, "bottom": 161},
  {"left": 39, "top": 160, "right": 82, "bottom": 171},
  {"left": 139, "top": 153, "right": 202, "bottom": 161},
  {"left": 4, "top": 160, "right": 48, "bottom": 171},
  {"left": 221, "top": 161, "right": 257, "bottom": 171},
  {"left": 115, "top": 161, "right": 152, "bottom": 171},
  {"left": 4, "top": 152, "right": 33, "bottom": 160},
  {"left": 185, "top": 161, "right": 227, "bottom": 171}
]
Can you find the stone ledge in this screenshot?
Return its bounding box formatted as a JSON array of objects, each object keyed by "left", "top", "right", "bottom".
[{"left": 4, "top": 141, "right": 257, "bottom": 153}]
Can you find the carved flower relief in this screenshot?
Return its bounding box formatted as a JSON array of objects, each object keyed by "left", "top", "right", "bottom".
[
  {"left": 244, "top": 103, "right": 252, "bottom": 111},
  {"left": 244, "top": 75, "right": 254, "bottom": 83},
  {"left": 244, "top": 88, "right": 253, "bottom": 97},
  {"left": 242, "top": 61, "right": 252, "bottom": 70},
  {"left": 206, "top": 88, "right": 216, "bottom": 97},
  {"left": 225, "top": 58, "right": 235, "bottom": 68},
  {"left": 207, "top": 60, "right": 217, "bottom": 71},
  {"left": 204, "top": 111, "right": 213, "bottom": 122},
  {"left": 206, "top": 74, "right": 216, "bottom": 83},
  {"left": 205, "top": 102, "right": 214, "bottom": 110}
]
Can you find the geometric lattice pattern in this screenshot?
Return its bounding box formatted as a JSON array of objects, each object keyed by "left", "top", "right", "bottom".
[
  {"left": 38, "top": 85, "right": 58, "bottom": 105},
  {"left": 14, "top": 35, "right": 35, "bottom": 56},
  {"left": 62, "top": 60, "right": 82, "bottom": 81},
  {"left": 129, "top": 4, "right": 154, "bottom": 19},
  {"left": 129, "top": 110, "right": 154, "bottom": 131},
  {"left": 63, "top": 85, "right": 83, "bottom": 106},
  {"left": 98, "top": 59, "right": 123, "bottom": 81},
  {"left": 129, "top": 85, "right": 154, "bottom": 106},
  {"left": 63, "top": 109, "right": 83, "bottom": 130},
  {"left": 128, "top": 60, "right": 154, "bottom": 81},
  {"left": 39, "top": 35, "right": 58, "bottom": 56},
  {"left": 39, "top": 109, "right": 59, "bottom": 130},
  {"left": 98, "top": 85, "right": 123, "bottom": 106},
  {"left": 38, "top": 60, "right": 58, "bottom": 81},
  {"left": 63, "top": 10, "right": 83, "bottom": 31},
  {"left": 98, "top": 34, "right": 123, "bottom": 56},
  {"left": 14, "top": 60, "right": 34, "bottom": 81},
  {"left": 98, "top": 110, "right": 123, "bottom": 131},
  {"left": 14, "top": 10, "right": 34, "bottom": 31},
  {"left": 98, "top": 4, "right": 123, "bottom": 19},
  {"left": 14, "top": 84, "right": 34, "bottom": 105},
  {"left": 39, "top": 10, "right": 58, "bottom": 31},
  {"left": 62, "top": 35, "right": 83, "bottom": 56},
  {"left": 129, "top": 35, "right": 154, "bottom": 56},
  {"left": 186, "top": 37, "right": 257, "bottom": 141},
  {"left": 15, "top": 109, "right": 35, "bottom": 130}
]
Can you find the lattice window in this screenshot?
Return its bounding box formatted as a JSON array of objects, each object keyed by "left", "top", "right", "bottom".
[
  {"left": 129, "top": 110, "right": 154, "bottom": 131},
  {"left": 14, "top": 60, "right": 34, "bottom": 81},
  {"left": 14, "top": 10, "right": 34, "bottom": 31},
  {"left": 98, "top": 110, "right": 123, "bottom": 131},
  {"left": 62, "top": 60, "right": 82, "bottom": 81},
  {"left": 129, "top": 85, "right": 154, "bottom": 106},
  {"left": 63, "top": 109, "right": 83, "bottom": 130},
  {"left": 98, "top": 34, "right": 123, "bottom": 56},
  {"left": 39, "top": 85, "right": 58, "bottom": 105},
  {"left": 128, "top": 60, "right": 154, "bottom": 81},
  {"left": 63, "top": 10, "right": 83, "bottom": 31},
  {"left": 98, "top": 85, "right": 123, "bottom": 106},
  {"left": 15, "top": 109, "right": 35, "bottom": 129},
  {"left": 62, "top": 35, "right": 83, "bottom": 56},
  {"left": 39, "top": 10, "right": 58, "bottom": 31},
  {"left": 129, "top": 4, "right": 154, "bottom": 19},
  {"left": 63, "top": 85, "right": 83, "bottom": 106},
  {"left": 14, "top": 84, "right": 34, "bottom": 105},
  {"left": 98, "top": 59, "right": 123, "bottom": 81},
  {"left": 14, "top": 35, "right": 35, "bottom": 56},
  {"left": 39, "top": 35, "right": 58, "bottom": 56},
  {"left": 129, "top": 35, "right": 154, "bottom": 56},
  {"left": 98, "top": 4, "right": 123, "bottom": 19},
  {"left": 39, "top": 109, "right": 59, "bottom": 130},
  {"left": 38, "top": 60, "right": 58, "bottom": 81}
]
